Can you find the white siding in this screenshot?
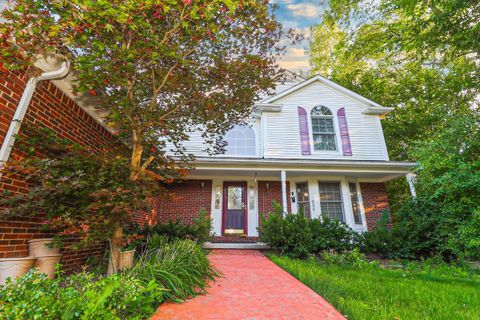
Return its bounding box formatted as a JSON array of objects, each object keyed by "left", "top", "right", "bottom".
[
  {"left": 263, "top": 82, "right": 389, "bottom": 160},
  {"left": 166, "top": 119, "right": 261, "bottom": 157},
  {"left": 166, "top": 80, "right": 389, "bottom": 161}
]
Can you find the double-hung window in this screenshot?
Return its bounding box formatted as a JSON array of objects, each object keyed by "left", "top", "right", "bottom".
[
  {"left": 311, "top": 106, "right": 337, "bottom": 151},
  {"left": 318, "top": 182, "right": 344, "bottom": 222}
]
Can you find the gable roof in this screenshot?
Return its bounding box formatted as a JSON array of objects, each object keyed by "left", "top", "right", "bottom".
[{"left": 260, "top": 74, "right": 393, "bottom": 114}]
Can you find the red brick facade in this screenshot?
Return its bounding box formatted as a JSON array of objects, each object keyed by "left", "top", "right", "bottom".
[
  {"left": 257, "top": 181, "right": 291, "bottom": 218},
  {"left": 0, "top": 70, "right": 126, "bottom": 272},
  {"left": 153, "top": 180, "right": 212, "bottom": 225},
  {"left": 360, "top": 182, "right": 391, "bottom": 231}
]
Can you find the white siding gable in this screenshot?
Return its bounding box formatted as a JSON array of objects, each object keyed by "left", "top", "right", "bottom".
[
  {"left": 166, "top": 79, "right": 390, "bottom": 161},
  {"left": 263, "top": 81, "right": 389, "bottom": 160}
]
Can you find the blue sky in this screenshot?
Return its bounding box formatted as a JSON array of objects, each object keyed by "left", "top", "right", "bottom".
[{"left": 271, "top": 0, "right": 326, "bottom": 73}]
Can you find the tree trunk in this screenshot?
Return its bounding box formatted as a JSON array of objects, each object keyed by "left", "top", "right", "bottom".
[
  {"left": 108, "top": 223, "right": 123, "bottom": 275},
  {"left": 130, "top": 128, "right": 143, "bottom": 180}
]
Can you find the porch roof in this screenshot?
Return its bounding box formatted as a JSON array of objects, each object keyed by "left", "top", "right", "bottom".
[{"left": 188, "top": 157, "right": 416, "bottom": 182}]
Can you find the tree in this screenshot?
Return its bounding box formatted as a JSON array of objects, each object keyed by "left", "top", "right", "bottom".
[
  {"left": 0, "top": 0, "right": 295, "bottom": 271},
  {"left": 309, "top": 0, "right": 480, "bottom": 258},
  {"left": 0, "top": 127, "right": 166, "bottom": 272},
  {"left": 310, "top": 0, "right": 479, "bottom": 208}
]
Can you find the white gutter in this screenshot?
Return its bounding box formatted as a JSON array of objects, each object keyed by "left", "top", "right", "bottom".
[{"left": 0, "top": 61, "right": 70, "bottom": 165}]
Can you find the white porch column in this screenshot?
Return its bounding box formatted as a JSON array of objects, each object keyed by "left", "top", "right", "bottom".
[
  {"left": 406, "top": 173, "right": 417, "bottom": 198},
  {"left": 281, "top": 170, "right": 288, "bottom": 214}
]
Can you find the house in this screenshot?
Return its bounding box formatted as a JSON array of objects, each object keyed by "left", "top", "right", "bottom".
[{"left": 154, "top": 74, "right": 416, "bottom": 242}]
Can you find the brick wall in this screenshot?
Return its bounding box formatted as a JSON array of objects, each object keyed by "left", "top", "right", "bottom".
[
  {"left": 153, "top": 180, "right": 212, "bottom": 224},
  {"left": 360, "top": 182, "right": 391, "bottom": 231},
  {"left": 257, "top": 181, "right": 291, "bottom": 220},
  {"left": 0, "top": 70, "right": 127, "bottom": 272}
]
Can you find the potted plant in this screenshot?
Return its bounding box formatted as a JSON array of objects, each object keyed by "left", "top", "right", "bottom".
[
  {"left": 107, "top": 233, "right": 143, "bottom": 274},
  {"left": 121, "top": 234, "right": 144, "bottom": 270}
]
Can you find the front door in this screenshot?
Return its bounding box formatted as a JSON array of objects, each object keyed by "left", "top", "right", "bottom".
[{"left": 223, "top": 182, "right": 247, "bottom": 236}]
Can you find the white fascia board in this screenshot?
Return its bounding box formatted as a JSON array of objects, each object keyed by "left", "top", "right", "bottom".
[
  {"left": 191, "top": 157, "right": 417, "bottom": 172},
  {"left": 362, "top": 106, "right": 394, "bottom": 116},
  {"left": 254, "top": 103, "right": 283, "bottom": 112},
  {"left": 261, "top": 74, "right": 390, "bottom": 111}
]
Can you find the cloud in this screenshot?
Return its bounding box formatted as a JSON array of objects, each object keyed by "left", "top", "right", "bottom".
[
  {"left": 278, "top": 47, "right": 309, "bottom": 72},
  {"left": 287, "top": 3, "right": 321, "bottom": 18}
]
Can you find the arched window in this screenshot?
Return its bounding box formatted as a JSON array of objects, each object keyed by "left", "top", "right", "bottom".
[
  {"left": 224, "top": 125, "right": 256, "bottom": 156},
  {"left": 311, "top": 106, "right": 337, "bottom": 151}
]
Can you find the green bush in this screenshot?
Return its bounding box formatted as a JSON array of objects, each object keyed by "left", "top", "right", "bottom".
[
  {"left": 360, "top": 198, "right": 464, "bottom": 260},
  {"left": 142, "top": 209, "right": 212, "bottom": 244},
  {"left": 0, "top": 238, "right": 217, "bottom": 319},
  {"left": 0, "top": 270, "right": 161, "bottom": 320},
  {"left": 259, "top": 202, "right": 357, "bottom": 258},
  {"left": 129, "top": 236, "right": 218, "bottom": 302}
]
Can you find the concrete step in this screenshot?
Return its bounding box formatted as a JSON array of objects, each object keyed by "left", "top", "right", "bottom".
[{"left": 203, "top": 242, "right": 270, "bottom": 250}]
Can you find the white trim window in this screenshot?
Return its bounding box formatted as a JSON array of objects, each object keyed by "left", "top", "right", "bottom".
[
  {"left": 224, "top": 125, "right": 256, "bottom": 156},
  {"left": 310, "top": 106, "right": 337, "bottom": 151},
  {"left": 318, "top": 181, "right": 344, "bottom": 221}
]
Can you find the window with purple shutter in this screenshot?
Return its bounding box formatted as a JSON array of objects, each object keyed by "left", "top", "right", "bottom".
[
  {"left": 297, "top": 107, "right": 311, "bottom": 155},
  {"left": 337, "top": 107, "right": 352, "bottom": 156}
]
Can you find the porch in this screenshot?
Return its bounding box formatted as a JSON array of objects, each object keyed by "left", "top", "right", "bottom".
[{"left": 169, "top": 157, "right": 417, "bottom": 243}]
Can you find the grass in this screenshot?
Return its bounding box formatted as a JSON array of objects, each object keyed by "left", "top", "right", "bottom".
[{"left": 269, "top": 255, "right": 480, "bottom": 320}]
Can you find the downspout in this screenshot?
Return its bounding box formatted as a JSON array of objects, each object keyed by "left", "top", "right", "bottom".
[{"left": 0, "top": 61, "right": 70, "bottom": 166}]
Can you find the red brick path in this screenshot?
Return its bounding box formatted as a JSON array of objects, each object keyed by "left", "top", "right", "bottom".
[{"left": 153, "top": 250, "right": 345, "bottom": 320}]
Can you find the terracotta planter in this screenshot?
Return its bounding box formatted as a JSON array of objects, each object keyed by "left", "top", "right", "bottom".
[
  {"left": 34, "top": 254, "right": 62, "bottom": 279},
  {"left": 107, "top": 249, "right": 136, "bottom": 274},
  {"left": 0, "top": 256, "right": 36, "bottom": 285},
  {"left": 28, "top": 238, "right": 60, "bottom": 257}
]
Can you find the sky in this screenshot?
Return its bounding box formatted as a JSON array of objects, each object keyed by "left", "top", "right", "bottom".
[{"left": 271, "top": 0, "right": 326, "bottom": 74}]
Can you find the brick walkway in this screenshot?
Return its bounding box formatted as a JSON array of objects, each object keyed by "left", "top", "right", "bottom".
[{"left": 152, "top": 250, "right": 345, "bottom": 320}]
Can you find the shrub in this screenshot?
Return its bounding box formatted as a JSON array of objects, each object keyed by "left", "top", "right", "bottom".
[
  {"left": 360, "top": 198, "right": 457, "bottom": 260},
  {"left": 259, "top": 202, "right": 357, "bottom": 258},
  {"left": 142, "top": 209, "right": 212, "bottom": 244},
  {"left": 0, "top": 238, "right": 217, "bottom": 319},
  {"left": 0, "top": 270, "right": 161, "bottom": 320},
  {"left": 129, "top": 236, "right": 218, "bottom": 302}
]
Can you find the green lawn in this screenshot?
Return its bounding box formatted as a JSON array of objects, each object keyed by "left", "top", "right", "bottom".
[{"left": 269, "top": 255, "right": 480, "bottom": 320}]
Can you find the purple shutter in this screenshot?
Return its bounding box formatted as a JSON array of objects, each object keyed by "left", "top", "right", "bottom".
[
  {"left": 297, "top": 107, "right": 311, "bottom": 155},
  {"left": 337, "top": 107, "right": 352, "bottom": 156}
]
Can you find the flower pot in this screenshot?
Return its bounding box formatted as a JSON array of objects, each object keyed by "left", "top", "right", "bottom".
[
  {"left": 0, "top": 256, "right": 36, "bottom": 285},
  {"left": 121, "top": 249, "right": 135, "bottom": 270},
  {"left": 107, "top": 249, "right": 135, "bottom": 274},
  {"left": 34, "top": 254, "right": 62, "bottom": 279},
  {"left": 28, "top": 238, "right": 60, "bottom": 257}
]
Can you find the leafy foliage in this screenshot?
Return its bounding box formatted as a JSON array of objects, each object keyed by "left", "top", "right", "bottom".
[
  {"left": 129, "top": 235, "right": 218, "bottom": 302},
  {"left": 0, "top": 0, "right": 297, "bottom": 178},
  {"left": 142, "top": 209, "right": 212, "bottom": 244},
  {"left": 362, "top": 116, "right": 480, "bottom": 260},
  {"left": 0, "top": 128, "right": 163, "bottom": 248},
  {"left": 0, "top": 270, "right": 161, "bottom": 320},
  {"left": 258, "top": 202, "right": 357, "bottom": 258},
  {"left": 0, "top": 238, "right": 217, "bottom": 319},
  {"left": 310, "top": 0, "right": 480, "bottom": 259}
]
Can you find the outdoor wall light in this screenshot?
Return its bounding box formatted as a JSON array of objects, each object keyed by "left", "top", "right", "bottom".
[
  {"left": 265, "top": 182, "right": 270, "bottom": 190},
  {"left": 200, "top": 181, "right": 205, "bottom": 189}
]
